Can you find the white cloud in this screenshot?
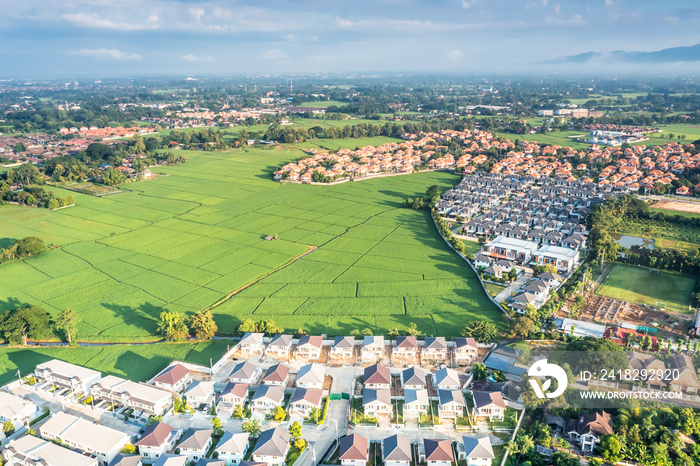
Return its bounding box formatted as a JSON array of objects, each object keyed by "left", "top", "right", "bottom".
[
  {"left": 605, "top": 0, "right": 613, "bottom": 6},
  {"left": 447, "top": 49, "right": 463, "bottom": 62},
  {"left": 461, "top": 1, "right": 471, "bottom": 9},
  {"left": 62, "top": 13, "right": 149, "bottom": 31},
  {"left": 263, "top": 49, "right": 289, "bottom": 60},
  {"left": 72, "top": 48, "right": 142, "bottom": 60},
  {"left": 181, "top": 54, "right": 214, "bottom": 62}
]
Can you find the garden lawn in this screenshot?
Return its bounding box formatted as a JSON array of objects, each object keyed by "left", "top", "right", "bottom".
[
  {"left": 0, "top": 142, "right": 503, "bottom": 343},
  {"left": 595, "top": 264, "right": 696, "bottom": 313}
]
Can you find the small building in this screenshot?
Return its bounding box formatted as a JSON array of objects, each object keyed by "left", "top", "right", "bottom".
[
  {"left": 295, "top": 335, "right": 323, "bottom": 361},
  {"left": 483, "top": 236, "right": 538, "bottom": 264},
  {"left": 296, "top": 363, "right": 325, "bottom": 389},
  {"left": 472, "top": 391, "right": 506, "bottom": 420},
  {"left": 217, "top": 383, "right": 249, "bottom": 416},
  {"left": 176, "top": 428, "right": 213, "bottom": 463},
  {"left": 401, "top": 367, "right": 428, "bottom": 390},
  {"left": 215, "top": 431, "right": 250, "bottom": 466},
  {"left": 92, "top": 375, "right": 173, "bottom": 416},
  {"left": 424, "top": 439, "right": 454, "bottom": 466},
  {"left": 251, "top": 385, "right": 285, "bottom": 414},
  {"left": 434, "top": 367, "right": 461, "bottom": 391},
  {"left": 461, "top": 436, "right": 495, "bottom": 466},
  {"left": 403, "top": 388, "right": 429, "bottom": 418},
  {"left": 152, "top": 364, "right": 192, "bottom": 393},
  {"left": 238, "top": 333, "right": 265, "bottom": 355},
  {"left": 362, "top": 336, "right": 384, "bottom": 363},
  {"left": 34, "top": 359, "right": 101, "bottom": 395},
  {"left": 5, "top": 435, "right": 98, "bottom": 466},
  {"left": 363, "top": 388, "right": 391, "bottom": 418},
  {"left": 331, "top": 336, "right": 355, "bottom": 361},
  {"left": 289, "top": 387, "right": 323, "bottom": 416},
  {"left": 382, "top": 434, "right": 412, "bottom": 466},
  {"left": 182, "top": 380, "right": 216, "bottom": 408},
  {"left": 261, "top": 364, "right": 290, "bottom": 386},
  {"left": 338, "top": 433, "right": 369, "bottom": 466},
  {"left": 393, "top": 336, "right": 419, "bottom": 360},
  {"left": 566, "top": 411, "right": 613, "bottom": 452},
  {"left": 422, "top": 337, "right": 448, "bottom": 363},
  {"left": 454, "top": 337, "right": 478, "bottom": 365},
  {"left": 154, "top": 454, "right": 188, "bottom": 466},
  {"left": 553, "top": 318, "right": 606, "bottom": 339},
  {"left": 109, "top": 454, "right": 143, "bottom": 466},
  {"left": 0, "top": 391, "right": 37, "bottom": 429},
  {"left": 533, "top": 245, "right": 579, "bottom": 274},
  {"left": 437, "top": 389, "right": 466, "bottom": 418},
  {"left": 228, "top": 361, "right": 261, "bottom": 384},
  {"left": 135, "top": 421, "right": 177, "bottom": 463},
  {"left": 364, "top": 364, "right": 391, "bottom": 389},
  {"left": 252, "top": 427, "right": 291, "bottom": 466},
  {"left": 266, "top": 335, "right": 293, "bottom": 359}
]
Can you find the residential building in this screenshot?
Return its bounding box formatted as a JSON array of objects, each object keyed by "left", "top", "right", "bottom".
[
  {"left": 39, "top": 412, "right": 129, "bottom": 466},
  {"left": 566, "top": 411, "right": 613, "bottom": 452},
  {"left": 401, "top": 367, "right": 428, "bottom": 390},
  {"left": 238, "top": 333, "right": 265, "bottom": 355},
  {"left": 422, "top": 337, "right": 448, "bottom": 363},
  {"left": 454, "top": 337, "right": 478, "bottom": 365},
  {"left": 217, "top": 383, "right": 249, "bottom": 416},
  {"left": 403, "top": 389, "right": 429, "bottom": 418},
  {"left": 295, "top": 335, "right": 323, "bottom": 361},
  {"left": 4, "top": 435, "right": 98, "bottom": 466},
  {"left": 461, "top": 436, "right": 495, "bottom": 466},
  {"left": 364, "top": 364, "right": 391, "bottom": 389},
  {"left": 153, "top": 454, "right": 187, "bottom": 466},
  {"left": 424, "top": 439, "right": 454, "bottom": 466},
  {"left": 472, "top": 391, "right": 506, "bottom": 420},
  {"left": 363, "top": 388, "right": 391, "bottom": 417},
  {"left": 553, "top": 318, "right": 606, "bottom": 339},
  {"left": 109, "top": 454, "right": 143, "bottom": 466},
  {"left": 331, "top": 336, "right": 355, "bottom": 361},
  {"left": 434, "top": 368, "right": 461, "bottom": 391},
  {"left": 382, "top": 435, "right": 412, "bottom": 466},
  {"left": 252, "top": 428, "right": 290, "bottom": 466},
  {"left": 182, "top": 380, "right": 216, "bottom": 408},
  {"left": 289, "top": 388, "right": 323, "bottom": 415},
  {"left": 251, "top": 385, "right": 285, "bottom": 414},
  {"left": 176, "top": 428, "right": 213, "bottom": 463},
  {"left": 533, "top": 245, "right": 579, "bottom": 273},
  {"left": 393, "top": 336, "right": 418, "bottom": 361},
  {"left": 482, "top": 237, "right": 538, "bottom": 263},
  {"left": 338, "top": 434, "right": 369, "bottom": 466},
  {"left": 296, "top": 363, "right": 325, "bottom": 389},
  {"left": 362, "top": 336, "right": 384, "bottom": 363},
  {"left": 34, "top": 359, "right": 101, "bottom": 395},
  {"left": 266, "top": 335, "right": 293, "bottom": 359},
  {"left": 482, "top": 346, "right": 527, "bottom": 382},
  {"left": 215, "top": 432, "right": 250, "bottom": 466},
  {"left": 437, "top": 389, "right": 465, "bottom": 418},
  {"left": 135, "top": 422, "right": 177, "bottom": 462},
  {"left": 152, "top": 364, "right": 192, "bottom": 393},
  {"left": 228, "top": 361, "right": 260, "bottom": 384},
  {"left": 261, "top": 364, "right": 290, "bottom": 386},
  {"left": 667, "top": 354, "right": 700, "bottom": 394},
  {"left": 0, "top": 391, "right": 37, "bottom": 429},
  {"left": 92, "top": 375, "right": 172, "bottom": 416}
]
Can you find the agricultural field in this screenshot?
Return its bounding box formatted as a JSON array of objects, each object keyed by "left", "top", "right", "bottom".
[
  {"left": 493, "top": 131, "right": 590, "bottom": 150},
  {"left": 296, "top": 137, "right": 403, "bottom": 152},
  {"left": 0, "top": 143, "right": 503, "bottom": 342},
  {"left": 0, "top": 340, "right": 232, "bottom": 386},
  {"left": 299, "top": 101, "right": 348, "bottom": 108},
  {"left": 595, "top": 264, "right": 696, "bottom": 313},
  {"left": 619, "top": 217, "right": 700, "bottom": 253}
]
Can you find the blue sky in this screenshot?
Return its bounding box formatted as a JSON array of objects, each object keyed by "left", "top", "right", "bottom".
[{"left": 2, "top": 0, "right": 700, "bottom": 77}]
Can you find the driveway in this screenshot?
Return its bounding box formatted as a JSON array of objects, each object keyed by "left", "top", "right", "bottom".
[{"left": 494, "top": 268, "right": 532, "bottom": 303}]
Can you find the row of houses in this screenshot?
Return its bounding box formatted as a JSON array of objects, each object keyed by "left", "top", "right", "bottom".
[{"left": 481, "top": 236, "right": 580, "bottom": 274}]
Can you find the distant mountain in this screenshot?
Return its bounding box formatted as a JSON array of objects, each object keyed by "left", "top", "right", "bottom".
[{"left": 551, "top": 43, "right": 700, "bottom": 64}]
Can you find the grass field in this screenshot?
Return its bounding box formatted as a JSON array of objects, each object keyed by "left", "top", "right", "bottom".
[
  {"left": 296, "top": 137, "right": 402, "bottom": 152},
  {"left": 494, "top": 131, "right": 590, "bottom": 150},
  {"left": 620, "top": 217, "right": 700, "bottom": 253},
  {"left": 648, "top": 207, "right": 700, "bottom": 219},
  {"left": 0, "top": 340, "right": 232, "bottom": 386},
  {"left": 595, "top": 264, "right": 697, "bottom": 313},
  {"left": 299, "top": 101, "right": 348, "bottom": 108},
  {"left": 0, "top": 144, "right": 503, "bottom": 342}
]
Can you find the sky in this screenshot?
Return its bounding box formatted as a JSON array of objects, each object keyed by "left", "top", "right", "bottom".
[{"left": 2, "top": 0, "right": 700, "bottom": 78}]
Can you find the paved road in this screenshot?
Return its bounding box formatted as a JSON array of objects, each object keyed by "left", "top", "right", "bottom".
[{"left": 494, "top": 269, "right": 532, "bottom": 303}]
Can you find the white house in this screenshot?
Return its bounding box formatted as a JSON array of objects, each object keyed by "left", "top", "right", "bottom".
[
  {"left": 228, "top": 361, "right": 261, "bottom": 384},
  {"left": 393, "top": 336, "right": 418, "bottom": 361},
  {"left": 261, "top": 364, "right": 290, "bottom": 386},
  {"left": 434, "top": 368, "right": 461, "bottom": 391},
  {"left": 289, "top": 388, "right": 323, "bottom": 416},
  {"left": 182, "top": 380, "right": 216, "bottom": 408},
  {"left": 382, "top": 435, "right": 412, "bottom": 466},
  {"left": 338, "top": 434, "right": 368, "bottom": 466},
  {"left": 135, "top": 422, "right": 177, "bottom": 463},
  {"left": 472, "top": 391, "right": 506, "bottom": 420},
  {"left": 39, "top": 412, "right": 129, "bottom": 466},
  {"left": 482, "top": 236, "right": 538, "bottom": 264},
  {"left": 34, "top": 359, "right": 101, "bottom": 395},
  {"left": 422, "top": 337, "right": 448, "bottom": 363},
  {"left": 363, "top": 388, "right": 391, "bottom": 418},
  {"left": 296, "top": 363, "right": 325, "bottom": 389},
  {"left": 437, "top": 389, "right": 466, "bottom": 419},
  {"left": 92, "top": 375, "right": 172, "bottom": 416},
  {"left": 4, "top": 435, "right": 98, "bottom": 466},
  {"left": 330, "top": 336, "right": 355, "bottom": 361},
  {"left": 403, "top": 388, "right": 429, "bottom": 418},
  {"left": 215, "top": 431, "right": 250, "bottom": 466},
  {"left": 295, "top": 335, "right": 323, "bottom": 361},
  {"left": 454, "top": 337, "right": 478, "bottom": 365},
  {"left": 217, "top": 383, "right": 249, "bottom": 416},
  {"left": 362, "top": 336, "right": 384, "bottom": 363},
  {"left": 0, "top": 391, "right": 37, "bottom": 429},
  {"left": 266, "top": 335, "right": 293, "bottom": 359},
  {"left": 461, "top": 436, "right": 495, "bottom": 466},
  {"left": 533, "top": 245, "right": 579, "bottom": 273},
  {"left": 566, "top": 411, "right": 613, "bottom": 453},
  {"left": 251, "top": 385, "right": 285, "bottom": 414},
  {"left": 252, "top": 428, "right": 290, "bottom": 466},
  {"left": 152, "top": 364, "right": 192, "bottom": 393},
  {"left": 401, "top": 367, "right": 427, "bottom": 390},
  {"left": 176, "top": 428, "right": 212, "bottom": 463},
  {"left": 424, "top": 439, "right": 454, "bottom": 466},
  {"left": 238, "top": 333, "right": 265, "bottom": 355},
  {"left": 153, "top": 454, "right": 187, "bottom": 466},
  {"left": 364, "top": 364, "right": 391, "bottom": 389}
]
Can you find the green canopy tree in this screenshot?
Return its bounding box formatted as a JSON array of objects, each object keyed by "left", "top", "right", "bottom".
[
  {"left": 237, "top": 319, "right": 258, "bottom": 334},
  {"left": 461, "top": 321, "right": 499, "bottom": 343},
  {"left": 242, "top": 418, "right": 261, "bottom": 437},
  {"left": 0, "top": 305, "right": 53, "bottom": 345},
  {"left": 156, "top": 311, "right": 189, "bottom": 341},
  {"left": 189, "top": 309, "right": 217, "bottom": 340},
  {"left": 55, "top": 308, "right": 80, "bottom": 345}
]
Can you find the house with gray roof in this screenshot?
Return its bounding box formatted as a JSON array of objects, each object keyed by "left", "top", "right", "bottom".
[
  {"left": 109, "top": 454, "right": 143, "bottom": 466},
  {"left": 382, "top": 434, "right": 412, "bottom": 466},
  {"left": 154, "top": 454, "right": 187, "bottom": 466},
  {"left": 362, "top": 336, "right": 384, "bottom": 363},
  {"left": 437, "top": 389, "right": 465, "bottom": 418},
  {"left": 338, "top": 433, "right": 368, "bottom": 466},
  {"left": 363, "top": 388, "right": 391, "bottom": 418},
  {"left": 215, "top": 431, "right": 250, "bottom": 466},
  {"left": 252, "top": 427, "right": 290, "bottom": 466},
  {"left": 401, "top": 367, "right": 427, "bottom": 389},
  {"left": 261, "top": 364, "right": 290, "bottom": 386},
  {"left": 176, "top": 428, "right": 213, "bottom": 463},
  {"left": 289, "top": 387, "right": 323, "bottom": 415},
  {"left": 403, "top": 388, "right": 429, "bottom": 418},
  {"left": 266, "top": 334, "right": 293, "bottom": 359},
  {"left": 227, "top": 361, "right": 261, "bottom": 384},
  {"left": 331, "top": 336, "right": 355, "bottom": 361},
  {"left": 238, "top": 332, "right": 265, "bottom": 355},
  {"left": 422, "top": 337, "right": 447, "bottom": 363},
  {"left": 434, "top": 367, "right": 461, "bottom": 391},
  {"left": 296, "top": 363, "right": 325, "bottom": 389},
  {"left": 460, "top": 436, "right": 495, "bottom": 466}
]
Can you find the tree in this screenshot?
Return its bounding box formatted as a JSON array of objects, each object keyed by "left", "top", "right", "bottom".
[
  {"left": 14, "top": 142, "right": 26, "bottom": 153},
  {"left": 289, "top": 420, "right": 303, "bottom": 440},
  {"left": 406, "top": 322, "right": 421, "bottom": 337},
  {"left": 272, "top": 406, "right": 286, "bottom": 421},
  {"left": 190, "top": 309, "right": 217, "bottom": 340},
  {"left": 509, "top": 316, "right": 536, "bottom": 339},
  {"left": 156, "top": 311, "right": 189, "bottom": 341},
  {"left": 472, "top": 362, "right": 488, "bottom": 380},
  {"left": 309, "top": 407, "right": 321, "bottom": 424},
  {"left": 55, "top": 308, "right": 80, "bottom": 345},
  {"left": 146, "top": 415, "right": 163, "bottom": 426},
  {"left": 131, "top": 135, "right": 146, "bottom": 154},
  {"left": 461, "top": 321, "right": 499, "bottom": 343},
  {"left": 14, "top": 237, "right": 45, "bottom": 258},
  {"left": 101, "top": 167, "right": 124, "bottom": 186},
  {"left": 120, "top": 444, "right": 137, "bottom": 454},
  {"left": 233, "top": 405, "right": 244, "bottom": 418},
  {"left": 258, "top": 320, "right": 283, "bottom": 336},
  {"left": 2, "top": 420, "right": 14, "bottom": 436},
  {"left": 0, "top": 305, "right": 53, "bottom": 345},
  {"left": 599, "top": 434, "right": 623, "bottom": 463},
  {"left": 238, "top": 319, "right": 258, "bottom": 334},
  {"left": 242, "top": 418, "right": 262, "bottom": 437},
  {"left": 212, "top": 416, "right": 224, "bottom": 437},
  {"left": 350, "top": 328, "right": 373, "bottom": 337}
]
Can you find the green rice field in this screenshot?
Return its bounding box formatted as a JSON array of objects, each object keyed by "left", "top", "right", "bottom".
[
  {"left": 0, "top": 145, "right": 503, "bottom": 343},
  {"left": 595, "top": 264, "right": 697, "bottom": 313}
]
